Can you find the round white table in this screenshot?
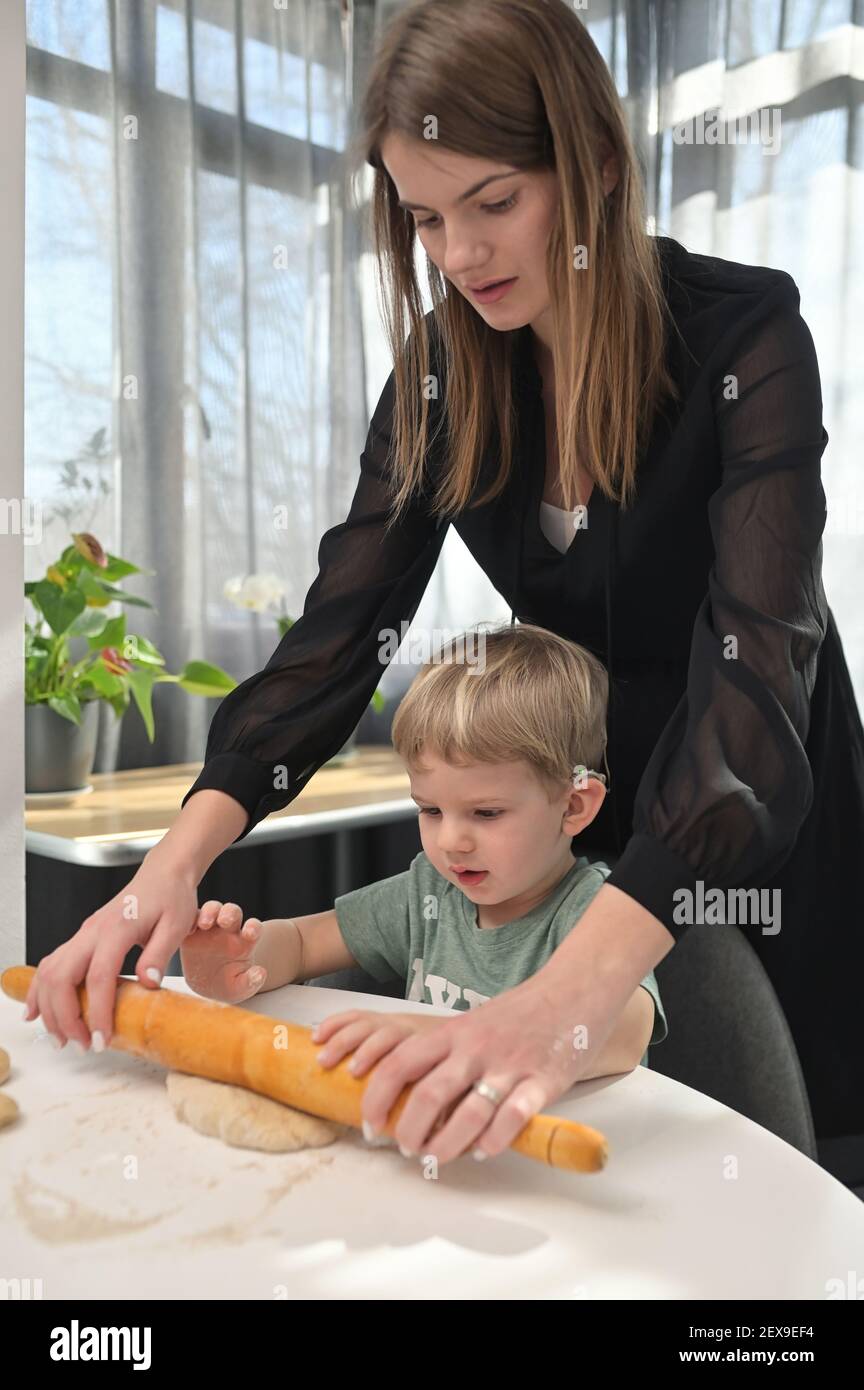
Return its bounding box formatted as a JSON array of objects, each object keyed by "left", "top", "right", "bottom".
[{"left": 2, "top": 976, "right": 862, "bottom": 1300}]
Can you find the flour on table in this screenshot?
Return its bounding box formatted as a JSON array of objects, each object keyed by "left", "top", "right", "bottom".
[
  {"left": 14, "top": 1173, "right": 167, "bottom": 1243},
  {"left": 165, "top": 1073, "right": 344, "bottom": 1153}
]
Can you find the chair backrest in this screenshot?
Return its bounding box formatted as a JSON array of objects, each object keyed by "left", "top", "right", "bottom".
[
  {"left": 651, "top": 922, "right": 818, "bottom": 1160},
  {"left": 304, "top": 964, "right": 404, "bottom": 998}
]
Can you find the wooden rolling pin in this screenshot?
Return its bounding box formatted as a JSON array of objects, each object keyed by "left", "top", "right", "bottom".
[{"left": 1, "top": 965, "right": 608, "bottom": 1173}]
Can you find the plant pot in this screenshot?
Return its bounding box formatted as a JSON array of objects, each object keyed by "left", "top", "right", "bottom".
[
  {"left": 25, "top": 699, "right": 101, "bottom": 794},
  {"left": 93, "top": 698, "right": 123, "bottom": 775}
]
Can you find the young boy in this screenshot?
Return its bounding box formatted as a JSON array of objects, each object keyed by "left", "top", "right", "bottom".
[{"left": 181, "top": 623, "right": 667, "bottom": 1081}]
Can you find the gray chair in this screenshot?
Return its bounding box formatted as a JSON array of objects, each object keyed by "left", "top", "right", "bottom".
[
  {"left": 304, "top": 963, "right": 404, "bottom": 998},
  {"left": 583, "top": 848, "right": 816, "bottom": 1159},
  {"left": 650, "top": 922, "right": 818, "bottom": 1160}
]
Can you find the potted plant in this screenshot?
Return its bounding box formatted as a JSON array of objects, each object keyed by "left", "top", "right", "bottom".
[
  {"left": 224, "top": 573, "right": 386, "bottom": 765},
  {"left": 25, "top": 532, "right": 238, "bottom": 794}
]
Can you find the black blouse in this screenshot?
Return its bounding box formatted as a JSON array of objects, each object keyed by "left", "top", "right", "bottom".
[
  {"left": 181, "top": 236, "right": 831, "bottom": 943},
  {"left": 182, "top": 235, "right": 864, "bottom": 1140}
]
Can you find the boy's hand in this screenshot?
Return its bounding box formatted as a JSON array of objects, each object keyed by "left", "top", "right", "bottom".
[
  {"left": 180, "top": 900, "right": 267, "bottom": 1003},
  {"left": 311, "top": 1009, "right": 443, "bottom": 1077}
]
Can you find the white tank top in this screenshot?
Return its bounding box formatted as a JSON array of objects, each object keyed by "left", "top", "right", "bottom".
[{"left": 538, "top": 500, "right": 587, "bottom": 553}]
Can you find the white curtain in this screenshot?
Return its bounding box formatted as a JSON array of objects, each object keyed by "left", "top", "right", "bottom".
[{"left": 25, "top": 0, "right": 376, "bottom": 770}]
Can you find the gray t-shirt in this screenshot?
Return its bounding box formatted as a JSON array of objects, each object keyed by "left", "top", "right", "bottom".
[{"left": 334, "top": 851, "right": 668, "bottom": 1068}]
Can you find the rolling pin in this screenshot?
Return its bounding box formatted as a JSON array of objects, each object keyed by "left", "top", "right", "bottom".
[{"left": 1, "top": 965, "right": 608, "bottom": 1173}]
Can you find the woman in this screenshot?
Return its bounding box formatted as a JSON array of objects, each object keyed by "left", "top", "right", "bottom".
[{"left": 25, "top": 0, "right": 863, "bottom": 1167}]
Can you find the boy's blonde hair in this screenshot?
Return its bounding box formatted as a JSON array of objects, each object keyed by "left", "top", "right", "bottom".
[{"left": 390, "top": 622, "right": 609, "bottom": 800}]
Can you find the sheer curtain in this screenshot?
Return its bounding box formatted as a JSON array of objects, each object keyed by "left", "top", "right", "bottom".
[
  {"left": 603, "top": 0, "right": 862, "bottom": 710},
  {"left": 24, "top": 0, "right": 862, "bottom": 778},
  {"left": 25, "top": 0, "right": 381, "bottom": 773}
]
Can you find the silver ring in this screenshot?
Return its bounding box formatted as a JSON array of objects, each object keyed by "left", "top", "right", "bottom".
[{"left": 472, "top": 1079, "right": 505, "bottom": 1106}]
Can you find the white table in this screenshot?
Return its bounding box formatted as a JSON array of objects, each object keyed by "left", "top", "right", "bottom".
[{"left": 2, "top": 976, "right": 863, "bottom": 1300}]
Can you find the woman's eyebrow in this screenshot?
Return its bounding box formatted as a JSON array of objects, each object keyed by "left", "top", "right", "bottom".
[{"left": 398, "top": 170, "right": 519, "bottom": 212}]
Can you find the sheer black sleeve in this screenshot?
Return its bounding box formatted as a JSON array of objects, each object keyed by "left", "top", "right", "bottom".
[
  {"left": 181, "top": 327, "right": 450, "bottom": 843},
  {"left": 606, "top": 280, "right": 829, "bottom": 939}
]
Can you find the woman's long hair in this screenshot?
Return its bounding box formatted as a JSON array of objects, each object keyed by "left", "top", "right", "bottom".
[{"left": 347, "top": 0, "right": 682, "bottom": 528}]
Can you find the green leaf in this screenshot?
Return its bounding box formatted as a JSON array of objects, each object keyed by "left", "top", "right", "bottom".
[
  {"left": 371, "top": 687, "right": 386, "bottom": 715},
  {"left": 101, "top": 554, "right": 153, "bottom": 583},
  {"left": 98, "top": 582, "right": 153, "bottom": 608},
  {"left": 71, "top": 608, "right": 119, "bottom": 640},
  {"left": 76, "top": 573, "right": 113, "bottom": 607},
  {"left": 46, "top": 693, "right": 82, "bottom": 725},
  {"left": 94, "top": 614, "right": 129, "bottom": 651},
  {"left": 78, "top": 573, "right": 152, "bottom": 609},
  {"left": 121, "top": 633, "right": 165, "bottom": 667},
  {"left": 25, "top": 629, "right": 53, "bottom": 659},
  {"left": 175, "top": 660, "right": 237, "bottom": 697},
  {"left": 33, "top": 580, "right": 86, "bottom": 637},
  {"left": 126, "top": 666, "right": 156, "bottom": 742},
  {"left": 81, "top": 662, "right": 124, "bottom": 699},
  {"left": 107, "top": 691, "right": 129, "bottom": 719}
]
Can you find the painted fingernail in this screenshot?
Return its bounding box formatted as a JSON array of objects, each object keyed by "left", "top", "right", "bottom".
[
  {"left": 49, "top": 1035, "right": 64, "bottom": 1050},
  {"left": 316, "top": 1051, "right": 331, "bottom": 1066},
  {"left": 362, "top": 1121, "right": 377, "bottom": 1142},
  {"left": 473, "top": 1149, "right": 487, "bottom": 1161},
  {"left": 145, "top": 967, "right": 162, "bottom": 984},
  {"left": 21, "top": 1005, "right": 31, "bottom": 1021},
  {"left": 70, "top": 1040, "right": 86, "bottom": 1055},
  {"left": 91, "top": 1030, "right": 105, "bottom": 1053},
  {"left": 399, "top": 1144, "right": 413, "bottom": 1158},
  {"left": 248, "top": 968, "right": 265, "bottom": 986},
  {"left": 310, "top": 1024, "right": 321, "bottom": 1040}
]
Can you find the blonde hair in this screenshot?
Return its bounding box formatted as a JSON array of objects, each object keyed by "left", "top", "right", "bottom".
[
  {"left": 390, "top": 622, "right": 608, "bottom": 800},
  {"left": 347, "top": 0, "right": 683, "bottom": 529}
]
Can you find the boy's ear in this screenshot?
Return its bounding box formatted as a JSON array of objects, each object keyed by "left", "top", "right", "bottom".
[{"left": 563, "top": 780, "right": 607, "bottom": 833}]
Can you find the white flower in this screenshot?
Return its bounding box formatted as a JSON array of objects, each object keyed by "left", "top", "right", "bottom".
[
  {"left": 223, "top": 573, "right": 286, "bottom": 614},
  {"left": 223, "top": 575, "right": 246, "bottom": 603}
]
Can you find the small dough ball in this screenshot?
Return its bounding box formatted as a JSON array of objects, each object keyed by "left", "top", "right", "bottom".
[
  {"left": 0, "top": 1092, "right": 19, "bottom": 1129},
  {"left": 0, "top": 1046, "right": 9, "bottom": 1084},
  {"left": 166, "top": 1073, "right": 343, "bottom": 1153}
]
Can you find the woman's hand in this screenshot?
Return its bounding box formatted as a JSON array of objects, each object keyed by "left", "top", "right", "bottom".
[
  {"left": 23, "top": 851, "right": 202, "bottom": 1053},
  {"left": 352, "top": 969, "right": 631, "bottom": 1167},
  {"left": 351, "top": 884, "right": 675, "bottom": 1167},
  {"left": 180, "top": 901, "right": 266, "bottom": 1003}
]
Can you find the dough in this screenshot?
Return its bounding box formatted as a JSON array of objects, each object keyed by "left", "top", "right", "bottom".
[
  {"left": 0, "top": 1045, "right": 9, "bottom": 1084},
  {"left": 0, "top": 1092, "right": 19, "bottom": 1129},
  {"left": 165, "top": 1073, "right": 343, "bottom": 1153}
]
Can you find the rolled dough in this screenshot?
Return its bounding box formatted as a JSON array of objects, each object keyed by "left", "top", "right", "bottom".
[
  {"left": 165, "top": 1073, "right": 343, "bottom": 1153},
  {"left": 0, "top": 1092, "right": 18, "bottom": 1129}
]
